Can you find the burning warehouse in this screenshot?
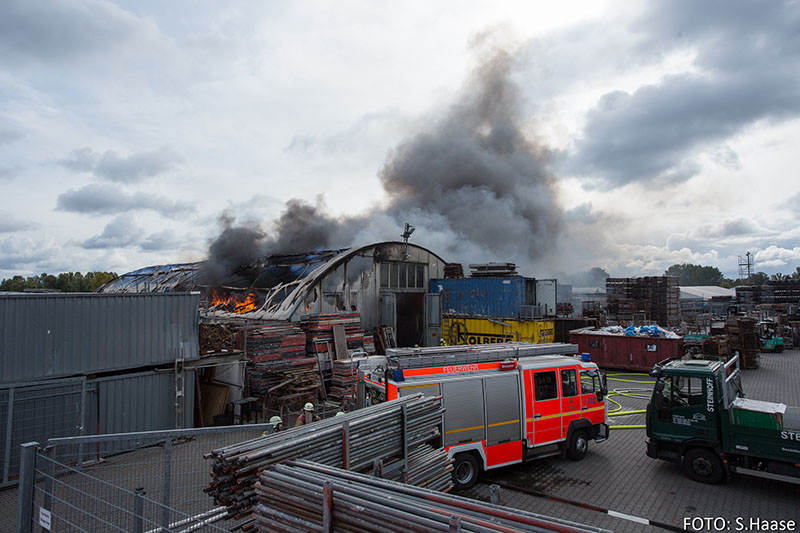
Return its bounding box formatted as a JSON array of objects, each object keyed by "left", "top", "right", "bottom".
[{"left": 98, "top": 241, "right": 446, "bottom": 348}]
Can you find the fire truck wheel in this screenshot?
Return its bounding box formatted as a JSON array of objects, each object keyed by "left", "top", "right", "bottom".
[
  {"left": 683, "top": 448, "right": 725, "bottom": 484},
  {"left": 452, "top": 453, "right": 480, "bottom": 490},
  {"left": 566, "top": 429, "right": 589, "bottom": 461}
]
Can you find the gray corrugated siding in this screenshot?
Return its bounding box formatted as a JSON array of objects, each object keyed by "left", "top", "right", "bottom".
[
  {"left": 0, "top": 293, "right": 199, "bottom": 384},
  {"left": 1, "top": 370, "right": 194, "bottom": 484},
  {"left": 90, "top": 369, "right": 194, "bottom": 437}
]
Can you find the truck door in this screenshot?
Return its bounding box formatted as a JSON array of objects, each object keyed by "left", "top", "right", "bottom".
[
  {"left": 560, "top": 368, "right": 580, "bottom": 439},
  {"left": 531, "top": 369, "right": 562, "bottom": 444},
  {"left": 442, "top": 378, "right": 486, "bottom": 446},
  {"left": 653, "top": 375, "right": 716, "bottom": 442},
  {"left": 484, "top": 374, "right": 522, "bottom": 445}
]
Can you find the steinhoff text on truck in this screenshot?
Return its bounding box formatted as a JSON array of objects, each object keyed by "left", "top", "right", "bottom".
[
  {"left": 359, "top": 342, "right": 609, "bottom": 489},
  {"left": 646, "top": 355, "right": 800, "bottom": 485}
]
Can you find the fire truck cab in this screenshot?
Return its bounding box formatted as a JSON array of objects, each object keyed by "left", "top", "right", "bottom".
[{"left": 361, "top": 345, "right": 608, "bottom": 489}]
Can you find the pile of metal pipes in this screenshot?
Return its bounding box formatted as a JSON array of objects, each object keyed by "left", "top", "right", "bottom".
[
  {"left": 254, "top": 459, "right": 609, "bottom": 533},
  {"left": 205, "top": 394, "right": 450, "bottom": 519}
]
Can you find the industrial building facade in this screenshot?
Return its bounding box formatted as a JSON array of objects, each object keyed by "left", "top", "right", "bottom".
[{"left": 0, "top": 293, "right": 199, "bottom": 486}]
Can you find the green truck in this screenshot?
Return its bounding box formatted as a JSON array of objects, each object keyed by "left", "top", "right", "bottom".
[{"left": 645, "top": 355, "right": 800, "bottom": 484}]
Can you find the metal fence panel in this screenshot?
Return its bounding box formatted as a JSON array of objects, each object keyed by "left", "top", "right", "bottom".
[
  {"left": 3, "top": 370, "right": 195, "bottom": 487},
  {"left": 0, "top": 293, "right": 199, "bottom": 384},
  {"left": 25, "top": 425, "right": 274, "bottom": 531},
  {"left": 92, "top": 369, "right": 194, "bottom": 439},
  {"left": 1, "top": 379, "right": 87, "bottom": 488}
]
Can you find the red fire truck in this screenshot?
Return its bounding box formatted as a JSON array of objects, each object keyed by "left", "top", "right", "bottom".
[{"left": 360, "top": 343, "right": 609, "bottom": 489}]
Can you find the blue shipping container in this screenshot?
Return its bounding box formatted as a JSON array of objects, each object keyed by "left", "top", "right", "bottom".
[{"left": 429, "top": 277, "right": 528, "bottom": 318}]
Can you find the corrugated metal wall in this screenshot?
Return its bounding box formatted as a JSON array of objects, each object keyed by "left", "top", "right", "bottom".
[
  {"left": 1, "top": 370, "right": 194, "bottom": 485},
  {"left": 0, "top": 293, "right": 199, "bottom": 384},
  {"left": 88, "top": 369, "right": 195, "bottom": 436},
  {"left": 431, "top": 278, "right": 526, "bottom": 318}
]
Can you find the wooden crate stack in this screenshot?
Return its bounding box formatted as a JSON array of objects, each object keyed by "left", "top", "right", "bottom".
[
  {"left": 245, "top": 323, "right": 320, "bottom": 400},
  {"left": 605, "top": 276, "right": 679, "bottom": 327},
  {"left": 300, "top": 313, "right": 375, "bottom": 403},
  {"left": 725, "top": 317, "right": 759, "bottom": 369},
  {"left": 330, "top": 359, "right": 359, "bottom": 404},
  {"left": 701, "top": 335, "right": 730, "bottom": 361}
]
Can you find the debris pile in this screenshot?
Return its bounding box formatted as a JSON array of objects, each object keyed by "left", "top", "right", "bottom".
[
  {"left": 199, "top": 322, "right": 240, "bottom": 355},
  {"left": 573, "top": 325, "right": 680, "bottom": 339},
  {"left": 205, "top": 394, "right": 448, "bottom": 519},
  {"left": 253, "top": 460, "right": 602, "bottom": 533}
]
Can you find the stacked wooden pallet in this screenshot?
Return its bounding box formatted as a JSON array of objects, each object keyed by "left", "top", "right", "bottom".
[
  {"left": 329, "top": 358, "right": 359, "bottom": 403},
  {"left": 726, "top": 317, "right": 759, "bottom": 369},
  {"left": 300, "top": 313, "right": 374, "bottom": 387},
  {"left": 245, "top": 323, "right": 319, "bottom": 399},
  {"left": 701, "top": 335, "right": 730, "bottom": 361},
  {"left": 606, "top": 276, "right": 679, "bottom": 327}
]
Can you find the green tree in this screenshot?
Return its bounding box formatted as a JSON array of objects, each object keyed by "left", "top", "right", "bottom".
[
  {"left": 664, "top": 263, "right": 725, "bottom": 286},
  {"left": 0, "top": 271, "right": 118, "bottom": 292}
]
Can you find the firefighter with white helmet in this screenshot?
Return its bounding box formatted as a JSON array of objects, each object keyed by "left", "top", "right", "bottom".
[
  {"left": 295, "top": 402, "right": 320, "bottom": 426},
  {"left": 262, "top": 415, "right": 284, "bottom": 436}
]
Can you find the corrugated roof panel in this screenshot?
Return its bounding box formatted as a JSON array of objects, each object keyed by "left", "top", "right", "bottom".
[{"left": 0, "top": 293, "right": 199, "bottom": 384}]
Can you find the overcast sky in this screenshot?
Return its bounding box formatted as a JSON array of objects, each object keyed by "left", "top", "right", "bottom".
[{"left": 1, "top": 0, "right": 799, "bottom": 281}]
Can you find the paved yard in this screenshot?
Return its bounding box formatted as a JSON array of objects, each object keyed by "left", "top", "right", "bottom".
[{"left": 464, "top": 350, "right": 800, "bottom": 532}]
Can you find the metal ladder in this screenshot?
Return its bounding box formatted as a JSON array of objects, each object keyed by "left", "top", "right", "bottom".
[
  {"left": 386, "top": 342, "right": 579, "bottom": 370},
  {"left": 174, "top": 348, "right": 185, "bottom": 429}
]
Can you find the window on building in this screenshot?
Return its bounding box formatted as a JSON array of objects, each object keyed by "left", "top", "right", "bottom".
[{"left": 379, "top": 262, "right": 426, "bottom": 289}]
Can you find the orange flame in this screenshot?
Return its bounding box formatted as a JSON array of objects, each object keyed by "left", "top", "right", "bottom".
[{"left": 209, "top": 289, "right": 258, "bottom": 314}]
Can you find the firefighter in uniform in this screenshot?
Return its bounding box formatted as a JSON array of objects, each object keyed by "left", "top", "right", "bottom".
[
  {"left": 295, "top": 402, "right": 320, "bottom": 426},
  {"left": 263, "top": 415, "right": 284, "bottom": 436}
]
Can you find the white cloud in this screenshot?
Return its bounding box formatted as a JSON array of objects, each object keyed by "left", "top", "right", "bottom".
[{"left": 0, "top": 0, "right": 798, "bottom": 280}]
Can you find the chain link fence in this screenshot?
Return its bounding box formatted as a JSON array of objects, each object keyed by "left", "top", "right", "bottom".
[{"left": 17, "top": 424, "right": 273, "bottom": 532}]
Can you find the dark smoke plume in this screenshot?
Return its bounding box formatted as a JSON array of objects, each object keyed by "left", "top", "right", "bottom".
[
  {"left": 206, "top": 33, "right": 564, "bottom": 278},
  {"left": 378, "top": 36, "right": 562, "bottom": 263}
]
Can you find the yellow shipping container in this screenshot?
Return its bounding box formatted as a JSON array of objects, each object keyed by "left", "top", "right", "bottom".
[{"left": 442, "top": 315, "right": 555, "bottom": 345}]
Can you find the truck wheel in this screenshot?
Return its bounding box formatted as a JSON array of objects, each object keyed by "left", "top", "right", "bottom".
[
  {"left": 683, "top": 448, "right": 725, "bottom": 484},
  {"left": 776, "top": 345, "right": 784, "bottom": 353},
  {"left": 452, "top": 453, "right": 480, "bottom": 490},
  {"left": 567, "top": 429, "right": 589, "bottom": 461}
]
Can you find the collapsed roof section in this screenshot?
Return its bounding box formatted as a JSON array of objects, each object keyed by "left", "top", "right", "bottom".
[{"left": 97, "top": 242, "right": 447, "bottom": 324}]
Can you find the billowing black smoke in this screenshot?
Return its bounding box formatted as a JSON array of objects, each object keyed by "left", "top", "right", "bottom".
[
  {"left": 205, "top": 35, "right": 564, "bottom": 279},
  {"left": 379, "top": 40, "right": 562, "bottom": 262}
]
